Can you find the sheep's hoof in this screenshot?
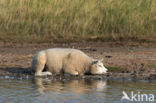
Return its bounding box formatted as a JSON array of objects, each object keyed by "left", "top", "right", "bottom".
[
  {"left": 44, "top": 71, "right": 52, "bottom": 76},
  {"left": 73, "top": 72, "right": 79, "bottom": 76},
  {"left": 35, "top": 72, "right": 52, "bottom": 76}
]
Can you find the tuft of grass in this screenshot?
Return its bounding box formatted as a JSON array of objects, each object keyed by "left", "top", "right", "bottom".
[
  {"left": 0, "top": 0, "right": 155, "bottom": 43},
  {"left": 106, "top": 66, "right": 126, "bottom": 73},
  {"left": 147, "top": 64, "right": 156, "bottom": 69}
]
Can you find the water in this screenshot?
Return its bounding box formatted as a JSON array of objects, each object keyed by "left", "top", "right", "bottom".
[{"left": 0, "top": 77, "right": 155, "bottom": 103}]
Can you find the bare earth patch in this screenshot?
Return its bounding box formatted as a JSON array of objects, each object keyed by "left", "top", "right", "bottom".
[{"left": 0, "top": 42, "right": 156, "bottom": 80}]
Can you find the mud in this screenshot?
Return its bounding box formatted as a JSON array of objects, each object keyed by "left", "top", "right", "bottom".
[{"left": 0, "top": 42, "right": 156, "bottom": 80}]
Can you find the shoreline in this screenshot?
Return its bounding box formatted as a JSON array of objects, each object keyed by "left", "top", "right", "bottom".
[
  {"left": 0, "top": 42, "right": 156, "bottom": 81},
  {"left": 0, "top": 72, "right": 155, "bottom": 81}
]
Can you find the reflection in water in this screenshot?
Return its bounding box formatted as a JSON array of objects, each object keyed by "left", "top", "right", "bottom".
[
  {"left": 34, "top": 78, "right": 107, "bottom": 94},
  {"left": 0, "top": 77, "right": 155, "bottom": 103},
  {"left": 34, "top": 78, "right": 107, "bottom": 103}
]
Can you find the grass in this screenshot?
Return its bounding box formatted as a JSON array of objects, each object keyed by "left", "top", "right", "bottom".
[
  {"left": 147, "top": 64, "right": 156, "bottom": 70},
  {"left": 106, "top": 66, "right": 126, "bottom": 73},
  {"left": 0, "top": 0, "right": 155, "bottom": 43}
]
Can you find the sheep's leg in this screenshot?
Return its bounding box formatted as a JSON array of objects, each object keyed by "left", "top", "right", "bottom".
[
  {"left": 33, "top": 53, "right": 52, "bottom": 76},
  {"left": 36, "top": 71, "right": 52, "bottom": 76},
  {"left": 35, "top": 62, "right": 52, "bottom": 76},
  {"left": 69, "top": 71, "right": 79, "bottom": 76},
  {"left": 66, "top": 71, "right": 79, "bottom": 76},
  {"left": 63, "top": 54, "right": 79, "bottom": 76},
  {"left": 64, "top": 67, "right": 79, "bottom": 76}
]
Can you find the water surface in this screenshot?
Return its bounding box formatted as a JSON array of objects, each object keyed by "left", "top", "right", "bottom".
[{"left": 0, "top": 77, "right": 155, "bottom": 103}]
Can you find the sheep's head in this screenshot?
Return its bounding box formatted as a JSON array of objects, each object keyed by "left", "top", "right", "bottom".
[{"left": 90, "top": 59, "right": 108, "bottom": 74}]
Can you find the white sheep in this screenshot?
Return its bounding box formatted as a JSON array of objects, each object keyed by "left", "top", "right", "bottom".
[{"left": 32, "top": 48, "right": 108, "bottom": 76}]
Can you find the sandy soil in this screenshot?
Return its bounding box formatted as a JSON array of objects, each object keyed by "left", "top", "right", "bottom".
[{"left": 0, "top": 42, "right": 156, "bottom": 80}]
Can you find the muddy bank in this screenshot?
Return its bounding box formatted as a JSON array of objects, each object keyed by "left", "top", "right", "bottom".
[
  {"left": 0, "top": 42, "right": 156, "bottom": 80},
  {"left": 0, "top": 70, "right": 155, "bottom": 81},
  {"left": 0, "top": 67, "right": 155, "bottom": 81}
]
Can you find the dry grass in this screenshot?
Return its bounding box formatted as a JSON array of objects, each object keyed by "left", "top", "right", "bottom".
[{"left": 0, "top": 0, "right": 155, "bottom": 42}]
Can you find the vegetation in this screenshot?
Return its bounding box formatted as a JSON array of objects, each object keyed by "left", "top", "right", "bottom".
[
  {"left": 0, "top": 0, "right": 155, "bottom": 42},
  {"left": 106, "top": 66, "right": 126, "bottom": 73},
  {"left": 147, "top": 64, "right": 156, "bottom": 69}
]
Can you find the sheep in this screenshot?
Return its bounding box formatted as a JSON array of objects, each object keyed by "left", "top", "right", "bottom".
[{"left": 32, "top": 48, "right": 108, "bottom": 76}]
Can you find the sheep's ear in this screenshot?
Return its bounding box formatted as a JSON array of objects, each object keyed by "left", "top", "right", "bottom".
[
  {"left": 92, "top": 59, "right": 98, "bottom": 64},
  {"left": 99, "top": 58, "right": 104, "bottom": 62}
]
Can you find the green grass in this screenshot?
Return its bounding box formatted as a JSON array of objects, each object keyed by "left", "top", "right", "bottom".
[
  {"left": 0, "top": 0, "right": 155, "bottom": 43},
  {"left": 106, "top": 66, "right": 126, "bottom": 73},
  {"left": 147, "top": 64, "right": 156, "bottom": 69}
]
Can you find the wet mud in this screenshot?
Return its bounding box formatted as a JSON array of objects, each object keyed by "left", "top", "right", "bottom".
[{"left": 0, "top": 42, "right": 156, "bottom": 80}]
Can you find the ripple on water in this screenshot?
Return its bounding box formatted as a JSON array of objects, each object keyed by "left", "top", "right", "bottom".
[{"left": 0, "top": 78, "right": 155, "bottom": 103}]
